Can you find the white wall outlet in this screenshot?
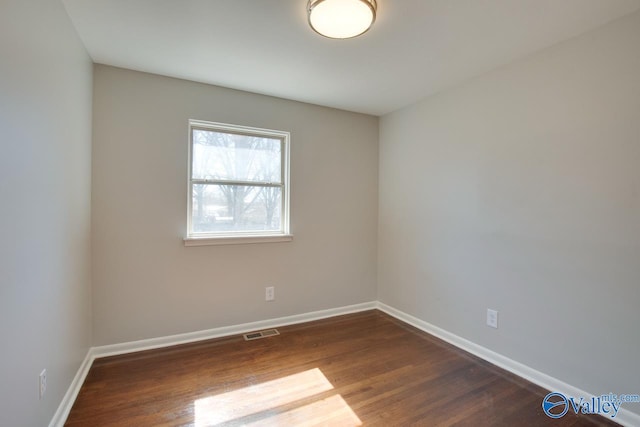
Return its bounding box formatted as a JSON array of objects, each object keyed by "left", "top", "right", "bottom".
[
  {"left": 39, "top": 369, "right": 47, "bottom": 399},
  {"left": 265, "top": 286, "right": 275, "bottom": 301},
  {"left": 486, "top": 309, "right": 498, "bottom": 328}
]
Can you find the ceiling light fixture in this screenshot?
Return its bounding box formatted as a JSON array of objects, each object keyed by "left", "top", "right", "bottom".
[{"left": 308, "top": 0, "right": 377, "bottom": 39}]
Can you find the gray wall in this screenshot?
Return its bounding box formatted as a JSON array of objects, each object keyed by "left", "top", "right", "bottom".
[
  {"left": 0, "top": 0, "right": 93, "bottom": 426},
  {"left": 91, "top": 65, "right": 378, "bottom": 345},
  {"left": 379, "top": 10, "right": 640, "bottom": 414}
]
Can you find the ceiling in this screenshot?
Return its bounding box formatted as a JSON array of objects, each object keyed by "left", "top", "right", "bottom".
[{"left": 62, "top": 0, "right": 640, "bottom": 116}]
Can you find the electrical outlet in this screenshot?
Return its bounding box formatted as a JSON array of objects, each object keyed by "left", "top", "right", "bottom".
[
  {"left": 39, "top": 369, "right": 47, "bottom": 399},
  {"left": 487, "top": 309, "right": 498, "bottom": 328},
  {"left": 265, "top": 286, "right": 275, "bottom": 301}
]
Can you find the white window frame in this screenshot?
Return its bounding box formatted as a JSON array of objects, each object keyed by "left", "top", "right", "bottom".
[{"left": 184, "top": 120, "right": 292, "bottom": 246}]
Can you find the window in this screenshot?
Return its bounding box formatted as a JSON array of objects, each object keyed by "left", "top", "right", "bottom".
[{"left": 185, "top": 120, "right": 291, "bottom": 246}]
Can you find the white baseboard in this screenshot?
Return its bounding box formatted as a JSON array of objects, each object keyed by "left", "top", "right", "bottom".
[
  {"left": 50, "top": 300, "right": 640, "bottom": 427},
  {"left": 92, "top": 301, "right": 377, "bottom": 358},
  {"left": 48, "top": 348, "right": 95, "bottom": 427},
  {"left": 376, "top": 302, "right": 640, "bottom": 427}
]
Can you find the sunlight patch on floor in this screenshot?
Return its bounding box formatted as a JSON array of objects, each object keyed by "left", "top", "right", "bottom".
[
  {"left": 194, "top": 368, "right": 362, "bottom": 426},
  {"left": 243, "top": 394, "right": 362, "bottom": 426}
]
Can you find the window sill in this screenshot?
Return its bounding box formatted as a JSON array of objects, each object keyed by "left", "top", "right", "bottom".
[{"left": 183, "top": 234, "right": 293, "bottom": 247}]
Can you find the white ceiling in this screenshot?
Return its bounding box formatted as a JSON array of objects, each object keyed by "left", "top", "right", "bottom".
[{"left": 62, "top": 0, "right": 640, "bottom": 116}]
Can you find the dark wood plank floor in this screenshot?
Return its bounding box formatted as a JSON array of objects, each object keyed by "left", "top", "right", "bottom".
[{"left": 66, "top": 310, "right": 619, "bottom": 426}]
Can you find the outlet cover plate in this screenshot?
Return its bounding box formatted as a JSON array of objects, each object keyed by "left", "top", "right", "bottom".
[
  {"left": 487, "top": 309, "right": 498, "bottom": 328},
  {"left": 39, "top": 369, "right": 47, "bottom": 399},
  {"left": 265, "top": 286, "right": 275, "bottom": 301}
]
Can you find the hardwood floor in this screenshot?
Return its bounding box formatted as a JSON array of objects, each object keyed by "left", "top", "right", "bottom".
[{"left": 66, "top": 310, "right": 619, "bottom": 426}]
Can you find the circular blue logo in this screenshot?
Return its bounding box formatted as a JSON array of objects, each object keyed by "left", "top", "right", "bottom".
[{"left": 542, "top": 392, "right": 569, "bottom": 418}]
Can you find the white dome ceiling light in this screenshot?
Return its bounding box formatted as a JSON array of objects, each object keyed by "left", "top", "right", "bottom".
[{"left": 308, "top": 0, "right": 377, "bottom": 39}]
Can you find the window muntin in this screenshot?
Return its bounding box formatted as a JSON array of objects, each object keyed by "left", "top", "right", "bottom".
[{"left": 187, "top": 120, "right": 290, "bottom": 240}]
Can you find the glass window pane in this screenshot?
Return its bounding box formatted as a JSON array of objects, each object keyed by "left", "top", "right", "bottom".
[
  {"left": 192, "top": 129, "right": 282, "bottom": 183},
  {"left": 191, "top": 184, "right": 282, "bottom": 233}
]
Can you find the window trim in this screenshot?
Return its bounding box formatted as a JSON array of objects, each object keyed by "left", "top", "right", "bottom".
[{"left": 184, "top": 120, "right": 291, "bottom": 246}]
